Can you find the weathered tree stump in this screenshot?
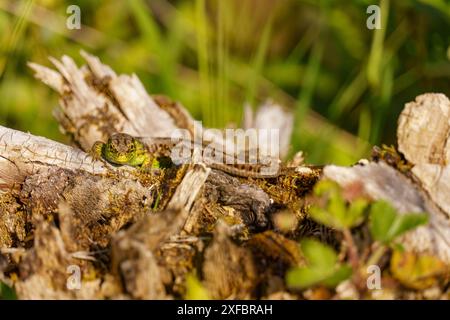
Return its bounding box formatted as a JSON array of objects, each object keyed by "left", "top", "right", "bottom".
[{"left": 0, "top": 52, "right": 448, "bottom": 299}]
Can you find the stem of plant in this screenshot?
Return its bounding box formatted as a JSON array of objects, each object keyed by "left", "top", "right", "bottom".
[
  {"left": 366, "top": 243, "right": 387, "bottom": 268},
  {"left": 342, "top": 228, "right": 359, "bottom": 270},
  {"left": 342, "top": 228, "right": 364, "bottom": 292}
]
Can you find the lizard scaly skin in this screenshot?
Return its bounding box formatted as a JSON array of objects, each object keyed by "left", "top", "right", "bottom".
[
  {"left": 92, "top": 133, "right": 320, "bottom": 178},
  {"left": 91, "top": 133, "right": 155, "bottom": 169}
]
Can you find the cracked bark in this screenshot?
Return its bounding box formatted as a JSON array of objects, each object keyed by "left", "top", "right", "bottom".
[
  {"left": 0, "top": 52, "right": 448, "bottom": 299},
  {"left": 1, "top": 52, "right": 289, "bottom": 299}
]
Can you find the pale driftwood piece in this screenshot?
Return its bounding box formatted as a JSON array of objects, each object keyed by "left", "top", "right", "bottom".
[
  {"left": 152, "top": 95, "right": 197, "bottom": 137},
  {"left": 167, "top": 164, "right": 210, "bottom": 212},
  {"left": 242, "top": 101, "right": 294, "bottom": 158},
  {"left": 30, "top": 52, "right": 292, "bottom": 165},
  {"left": 80, "top": 51, "right": 179, "bottom": 138},
  {"left": 0, "top": 125, "right": 108, "bottom": 191},
  {"left": 29, "top": 57, "right": 134, "bottom": 151},
  {"left": 164, "top": 163, "right": 211, "bottom": 237},
  {"left": 408, "top": 165, "right": 450, "bottom": 219},
  {"left": 324, "top": 162, "right": 450, "bottom": 263},
  {"left": 397, "top": 93, "right": 450, "bottom": 166},
  {"left": 29, "top": 52, "right": 238, "bottom": 168},
  {"left": 397, "top": 93, "right": 450, "bottom": 218},
  {"left": 26, "top": 63, "right": 65, "bottom": 94},
  {"left": 29, "top": 52, "right": 179, "bottom": 151},
  {"left": 325, "top": 93, "right": 450, "bottom": 263},
  {"left": 79, "top": 50, "right": 116, "bottom": 79}
]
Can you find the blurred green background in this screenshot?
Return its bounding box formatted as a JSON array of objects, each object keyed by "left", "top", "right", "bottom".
[{"left": 0, "top": 0, "right": 449, "bottom": 165}]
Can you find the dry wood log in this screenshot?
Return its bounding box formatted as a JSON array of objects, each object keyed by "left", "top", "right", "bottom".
[
  {"left": 324, "top": 93, "right": 450, "bottom": 264},
  {"left": 1, "top": 52, "right": 449, "bottom": 300},
  {"left": 324, "top": 162, "right": 450, "bottom": 263},
  {"left": 2, "top": 53, "right": 294, "bottom": 299},
  {"left": 28, "top": 51, "right": 181, "bottom": 151},
  {"left": 397, "top": 93, "right": 450, "bottom": 218}
]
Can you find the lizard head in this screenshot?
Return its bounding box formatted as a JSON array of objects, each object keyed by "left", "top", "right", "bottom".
[{"left": 103, "top": 133, "right": 140, "bottom": 165}]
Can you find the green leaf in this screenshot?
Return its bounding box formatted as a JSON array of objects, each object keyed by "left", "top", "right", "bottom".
[
  {"left": 369, "top": 200, "right": 397, "bottom": 243},
  {"left": 321, "top": 264, "right": 353, "bottom": 287},
  {"left": 286, "top": 240, "right": 352, "bottom": 290},
  {"left": 286, "top": 267, "right": 329, "bottom": 289},
  {"left": 309, "top": 206, "right": 338, "bottom": 230},
  {"left": 313, "top": 179, "right": 338, "bottom": 196},
  {"left": 327, "top": 191, "right": 347, "bottom": 228},
  {"left": 309, "top": 180, "right": 367, "bottom": 230},
  {"left": 369, "top": 200, "right": 428, "bottom": 244},
  {"left": 301, "top": 239, "right": 337, "bottom": 270},
  {"left": 0, "top": 281, "right": 17, "bottom": 300},
  {"left": 386, "top": 213, "right": 428, "bottom": 241},
  {"left": 346, "top": 198, "right": 369, "bottom": 227}
]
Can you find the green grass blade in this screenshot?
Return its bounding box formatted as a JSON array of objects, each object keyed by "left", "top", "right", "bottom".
[
  {"left": 245, "top": 13, "right": 274, "bottom": 108},
  {"left": 367, "top": 0, "right": 390, "bottom": 90},
  {"left": 196, "top": 0, "right": 212, "bottom": 125},
  {"left": 295, "top": 40, "right": 323, "bottom": 126}
]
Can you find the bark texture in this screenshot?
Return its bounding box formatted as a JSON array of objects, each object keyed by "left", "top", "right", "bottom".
[{"left": 0, "top": 53, "right": 448, "bottom": 299}]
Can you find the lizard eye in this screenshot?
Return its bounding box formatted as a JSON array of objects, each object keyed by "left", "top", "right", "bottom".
[
  {"left": 107, "top": 138, "right": 116, "bottom": 152},
  {"left": 128, "top": 142, "right": 136, "bottom": 153}
]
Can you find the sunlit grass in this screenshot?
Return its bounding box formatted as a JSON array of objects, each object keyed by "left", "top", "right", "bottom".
[
  {"left": 195, "top": 0, "right": 213, "bottom": 125},
  {"left": 0, "top": 0, "right": 34, "bottom": 79},
  {"left": 245, "top": 12, "right": 273, "bottom": 109},
  {"left": 0, "top": 0, "right": 448, "bottom": 165},
  {"left": 367, "top": 0, "right": 389, "bottom": 90}
]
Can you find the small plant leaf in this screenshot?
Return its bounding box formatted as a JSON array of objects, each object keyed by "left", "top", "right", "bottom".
[
  {"left": 327, "top": 190, "right": 347, "bottom": 228},
  {"left": 313, "top": 179, "right": 337, "bottom": 196},
  {"left": 310, "top": 180, "right": 367, "bottom": 230},
  {"left": 309, "top": 206, "right": 339, "bottom": 230},
  {"left": 301, "top": 238, "right": 337, "bottom": 270},
  {"left": 390, "top": 249, "right": 448, "bottom": 290},
  {"left": 0, "top": 281, "right": 17, "bottom": 300},
  {"left": 286, "top": 267, "right": 329, "bottom": 289},
  {"left": 286, "top": 239, "right": 352, "bottom": 290},
  {"left": 345, "top": 198, "right": 368, "bottom": 227},
  {"left": 386, "top": 213, "right": 428, "bottom": 241},
  {"left": 369, "top": 200, "right": 397, "bottom": 243},
  {"left": 321, "top": 264, "right": 353, "bottom": 287},
  {"left": 369, "top": 200, "right": 428, "bottom": 244}
]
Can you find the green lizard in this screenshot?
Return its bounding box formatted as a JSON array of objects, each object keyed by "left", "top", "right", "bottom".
[
  {"left": 91, "top": 133, "right": 158, "bottom": 170},
  {"left": 92, "top": 133, "right": 321, "bottom": 178}
]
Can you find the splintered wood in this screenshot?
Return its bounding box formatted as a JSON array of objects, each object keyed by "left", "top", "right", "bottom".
[
  {"left": 0, "top": 52, "right": 449, "bottom": 299},
  {"left": 28, "top": 51, "right": 181, "bottom": 150},
  {"left": 324, "top": 93, "right": 450, "bottom": 263},
  {"left": 1, "top": 52, "right": 307, "bottom": 299},
  {"left": 398, "top": 94, "right": 450, "bottom": 218}
]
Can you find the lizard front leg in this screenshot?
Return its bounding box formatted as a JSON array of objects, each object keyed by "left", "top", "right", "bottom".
[
  {"left": 90, "top": 141, "right": 105, "bottom": 161},
  {"left": 139, "top": 154, "right": 161, "bottom": 173}
]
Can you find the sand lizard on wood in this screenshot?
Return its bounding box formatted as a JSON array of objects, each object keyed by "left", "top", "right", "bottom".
[{"left": 91, "top": 133, "right": 319, "bottom": 178}]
